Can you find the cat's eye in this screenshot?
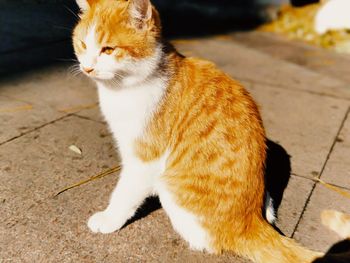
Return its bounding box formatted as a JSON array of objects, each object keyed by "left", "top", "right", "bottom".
[
  {"left": 101, "top": 46, "right": 115, "bottom": 55},
  {"left": 79, "top": 40, "right": 87, "bottom": 50}
]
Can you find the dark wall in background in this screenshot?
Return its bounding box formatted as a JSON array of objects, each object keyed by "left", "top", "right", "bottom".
[
  {"left": 291, "top": 0, "right": 319, "bottom": 6},
  {"left": 0, "top": 0, "right": 78, "bottom": 75},
  {"left": 155, "top": 0, "right": 275, "bottom": 36},
  {"left": 0, "top": 0, "right": 285, "bottom": 75}
]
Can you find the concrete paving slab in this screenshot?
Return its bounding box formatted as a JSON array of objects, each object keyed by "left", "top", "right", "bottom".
[
  {"left": 274, "top": 176, "right": 314, "bottom": 237},
  {"left": 0, "top": 95, "right": 64, "bottom": 144},
  {"left": 0, "top": 64, "right": 97, "bottom": 113},
  {"left": 174, "top": 39, "right": 350, "bottom": 100},
  {"left": 293, "top": 184, "right": 350, "bottom": 252},
  {"left": 320, "top": 110, "right": 350, "bottom": 189},
  {"left": 0, "top": 115, "right": 115, "bottom": 262},
  {"left": 244, "top": 81, "right": 349, "bottom": 177},
  {"left": 232, "top": 31, "right": 350, "bottom": 83},
  {"left": 0, "top": 116, "right": 117, "bottom": 218}
]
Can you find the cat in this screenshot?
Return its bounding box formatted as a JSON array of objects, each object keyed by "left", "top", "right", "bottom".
[
  {"left": 72, "top": 0, "right": 323, "bottom": 262},
  {"left": 315, "top": 0, "right": 350, "bottom": 34}
]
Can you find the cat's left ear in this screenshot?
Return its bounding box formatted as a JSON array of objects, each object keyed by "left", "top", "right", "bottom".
[
  {"left": 76, "top": 0, "right": 96, "bottom": 11},
  {"left": 128, "top": 0, "right": 153, "bottom": 29}
]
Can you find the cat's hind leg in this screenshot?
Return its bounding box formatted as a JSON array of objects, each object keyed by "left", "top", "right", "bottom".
[
  {"left": 88, "top": 163, "right": 156, "bottom": 234},
  {"left": 156, "top": 183, "right": 213, "bottom": 253},
  {"left": 157, "top": 185, "right": 276, "bottom": 251}
]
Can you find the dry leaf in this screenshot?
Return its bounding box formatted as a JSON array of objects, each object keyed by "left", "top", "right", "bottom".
[
  {"left": 69, "top": 145, "right": 82, "bottom": 155},
  {"left": 55, "top": 165, "right": 121, "bottom": 196},
  {"left": 314, "top": 177, "right": 350, "bottom": 200}
]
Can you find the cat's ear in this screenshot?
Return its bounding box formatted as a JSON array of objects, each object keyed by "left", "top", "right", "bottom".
[
  {"left": 128, "top": 0, "right": 153, "bottom": 29},
  {"left": 76, "top": 0, "right": 95, "bottom": 11}
]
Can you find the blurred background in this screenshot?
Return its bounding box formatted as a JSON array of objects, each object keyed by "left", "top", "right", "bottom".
[{"left": 1, "top": 0, "right": 323, "bottom": 76}]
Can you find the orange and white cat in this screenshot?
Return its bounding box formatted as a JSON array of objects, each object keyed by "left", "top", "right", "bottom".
[{"left": 72, "top": 0, "right": 322, "bottom": 262}]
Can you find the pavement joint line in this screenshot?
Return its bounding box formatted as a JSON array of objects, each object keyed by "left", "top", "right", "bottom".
[
  {"left": 291, "top": 106, "right": 350, "bottom": 238},
  {"left": 72, "top": 113, "right": 105, "bottom": 124},
  {"left": 0, "top": 113, "right": 74, "bottom": 147},
  {"left": 291, "top": 173, "right": 350, "bottom": 192},
  {"left": 239, "top": 77, "right": 350, "bottom": 102}
]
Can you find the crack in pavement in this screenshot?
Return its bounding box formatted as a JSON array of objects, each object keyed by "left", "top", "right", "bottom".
[{"left": 291, "top": 106, "right": 350, "bottom": 238}]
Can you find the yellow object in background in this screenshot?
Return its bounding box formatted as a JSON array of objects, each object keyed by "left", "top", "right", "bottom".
[{"left": 261, "top": 3, "right": 350, "bottom": 53}]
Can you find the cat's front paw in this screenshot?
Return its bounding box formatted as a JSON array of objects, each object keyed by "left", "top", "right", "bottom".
[{"left": 87, "top": 211, "right": 122, "bottom": 234}]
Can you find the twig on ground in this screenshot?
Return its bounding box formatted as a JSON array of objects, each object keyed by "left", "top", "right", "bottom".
[
  {"left": 55, "top": 165, "right": 121, "bottom": 197},
  {"left": 313, "top": 177, "right": 350, "bottom": 200}
]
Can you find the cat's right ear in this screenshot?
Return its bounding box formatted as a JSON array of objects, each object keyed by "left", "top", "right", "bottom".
[
  {"left": 76, "top": 0, "right": 95, "bottom": 11},
  {"left": 128, "top": 0, "right": 153, "bottom": 30}
]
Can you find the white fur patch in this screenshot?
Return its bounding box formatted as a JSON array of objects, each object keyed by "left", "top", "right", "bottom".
[
  {"left": 315, "top": 0, "right": 350, "bottom": 34},
  {"left": 80, "top": 24, "right": 99, "bottom": 71},
  {"left": 97, "top": 72, "right": 166, "bottom": 159},
  {"left": 265, "top": 192, "right": 276, "bottom": 224}
]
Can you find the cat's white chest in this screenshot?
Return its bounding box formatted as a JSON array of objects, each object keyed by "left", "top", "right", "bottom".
[{"left": 97, "top": 79, "right": 166, "bottom": 159}]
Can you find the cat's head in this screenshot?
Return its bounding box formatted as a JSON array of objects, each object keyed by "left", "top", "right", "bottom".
[{"left": 73, "top": 0, "right": 161, "bottom": 81}]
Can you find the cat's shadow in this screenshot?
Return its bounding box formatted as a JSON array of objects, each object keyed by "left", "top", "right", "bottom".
[
  {"left": 124, "top": 139, "right": 291, "bottom": 229},
  {"left": 264, "top": 139, "right": 291, "bottom": 217}
]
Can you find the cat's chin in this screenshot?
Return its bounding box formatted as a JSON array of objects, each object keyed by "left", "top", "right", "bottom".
[
  {"left": 93, "top": 76, "right": 113, "bottom": 81},
  {"left": 89, "top": 73, "right": 116, "bottom": 81}
]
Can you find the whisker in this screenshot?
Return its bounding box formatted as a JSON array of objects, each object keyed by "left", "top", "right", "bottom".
[
  {"left": 111, "top": 77, "right": 123, "bottom": 87},
  {"left": 71, "top": 70, "right": 82, "bottom": 76},
  {"left": 64, "top": 5, "right": 79, "bottom": 21},
  {"left": 68, "top": 64, "right": 80, "bottom": 71},
  {"left": 73, "top": 71, "right": 83, "bottom": 77},
  {"left": 67, "top": 64, "right": 83, "bottom": 77}
]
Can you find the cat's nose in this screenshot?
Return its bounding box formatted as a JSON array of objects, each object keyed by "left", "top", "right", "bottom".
[{"left": 83, "top": 67, "right": 94, "bottom": 74}]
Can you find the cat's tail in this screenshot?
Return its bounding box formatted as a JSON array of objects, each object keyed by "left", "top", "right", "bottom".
[{"left": 231, "top": 218, "right": 323, "bottom": 263}]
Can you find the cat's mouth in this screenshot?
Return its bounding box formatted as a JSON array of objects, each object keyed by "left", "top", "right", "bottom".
[{"left": 81, "top": 68, "right": 115, "bottom": 80}]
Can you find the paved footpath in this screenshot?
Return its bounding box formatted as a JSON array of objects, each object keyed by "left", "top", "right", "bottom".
[{"left": 1, "top": 32, "right": 350, "bottom": 262}]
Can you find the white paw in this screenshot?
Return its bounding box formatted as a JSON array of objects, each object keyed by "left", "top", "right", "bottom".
[{"left": 87, "top": 211, "right": 123, "bottom": 234}]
